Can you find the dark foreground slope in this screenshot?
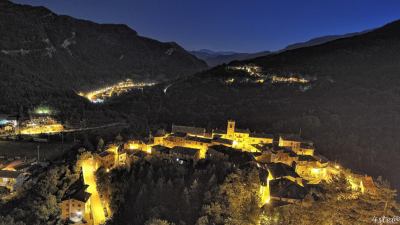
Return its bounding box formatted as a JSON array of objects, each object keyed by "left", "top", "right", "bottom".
[
  {"left": 109, "top": 20, "right": 400, "bottom": 194},
  {"left": 0, "top": 0, "right": 206, "bottom": 112}
]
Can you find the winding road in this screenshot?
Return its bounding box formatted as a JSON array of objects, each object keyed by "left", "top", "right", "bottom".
[{"left": 81, "top": 158, "right": 106, "bottom": 225}]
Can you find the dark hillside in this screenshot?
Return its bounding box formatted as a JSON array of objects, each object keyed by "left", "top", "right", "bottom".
[
  {"left": 108, "top": 20, "right": 400, "bottom": 196},
  {"left": 0, "top": 0, "right": 206, "bottom": 111}
]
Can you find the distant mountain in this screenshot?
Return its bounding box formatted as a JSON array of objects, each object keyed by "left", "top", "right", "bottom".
[
  {"left": 0, "top": 0, "right": 206, "bottom": 111},
  {"left": 190, "top": 49, "right": 271, "bottom": 67},
  {"left": 280, "top": 30, "right": 371, "bottom": 52},
  {"left": 191, "top": 30, "right": 369, "bottom": 67}
]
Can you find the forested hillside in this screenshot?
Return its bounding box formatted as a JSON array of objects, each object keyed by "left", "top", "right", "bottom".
[
  {"left": 0, "top": 0, "right": 206, "bottom": 112},
  {"left": 107, "top": 19, "right": 400, "bottom": 197}
]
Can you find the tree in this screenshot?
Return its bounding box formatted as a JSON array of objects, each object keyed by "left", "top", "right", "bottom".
[
  {"left": 0, "top": 216, "right": 25, "bottom": 225},
  {"left": 145, "top": 218, "right": 175, "bottom": 225},
  {"left": 97, "top": 137, "right": 105, "bottom": 151}
]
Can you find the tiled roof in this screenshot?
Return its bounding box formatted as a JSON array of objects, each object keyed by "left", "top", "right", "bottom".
[
  {"left": 186, "top": 136, "right": 212, "bottom": 143},
  {"left": 270, "top": 178, "right": 307, "bottom": 200},
  {"left": 267, "top": 162, "right": 300, "bottom": 178},
  {"left": 62, "top": 175, "right": 91, "bottom": 202},
  {"left": 235, "top": 128, "right": 250, "bottom": 134},
  {"left": 170, "top": 146, "right": 199, "bottom": 156},
  {"left": 212, "top": 137, "right": 233, "bottom": 145},
  {"left": 172, "top": 125, "right": 205, "bottom": 136},
  {"left": 0, "top": 170, "right": 22, "bottom": 178},
  {"left": 279, "top": 134, "right": 303, "bottom": 142},
  {"left": 298, "top": 155, "right": 317, "bottom": 162},
  {"left": 249, "top": 133, "right": 274, "bottom": 139}
]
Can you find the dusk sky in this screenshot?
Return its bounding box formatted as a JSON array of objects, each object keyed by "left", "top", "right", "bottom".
[{"left": 13, "top": 0, "right": 400, "bottom": 52}]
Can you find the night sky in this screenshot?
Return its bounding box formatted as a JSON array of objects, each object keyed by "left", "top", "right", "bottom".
[{"left": 13, "top": 0, "right": 400, "bottom": 52}]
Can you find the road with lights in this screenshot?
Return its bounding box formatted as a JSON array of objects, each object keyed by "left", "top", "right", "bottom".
[{"left": 81, "top": 158, "right": 106, "bottom": 225}]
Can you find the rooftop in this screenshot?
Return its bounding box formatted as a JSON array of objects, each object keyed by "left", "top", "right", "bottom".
[
  {"left": 270, "top": 178, "right": 307, "bottom": 200},
  {"left": 212, "top": 137, "right": 233, "bottom": 145},
  {"left": 279, "top": 134, "right": 303, "bottom": 142},
  {"left": 235, "top": 128, "right": 250, "bottom": 134},
  {"left": 212, "top": 129, "right": 227, "bottom": 134},
  {"left": 152, "top": 145, "right": 171, "bottom": 154},
  {"left": 267, "top": 162, "right": 300, "bottom": 178},
  {"left": 170, "top": 146, "right": 199, "bottom": 156},
  {"left": 209, "top": 145, "right": 255, "bottom": 164},
  {"left": 298, "top": 155, "right": 317, "bottom": 162},
  {"left": 168, "top": 132, "right": 187, "bottom": 138},
  {"left": 249, "top": 133, "right": 274, "bottom": 139},
  {"left": 172, "top": 124, "right": 205, "bottom": 136},
  {"left": 98, "top": 151, "right": 113, "bottom": 157},
  {"left": 62, "top": 175, "right": 91, "bottom": 202},
  {"left": 0, "top": 170, "right": 22, "bottom": 178},
  {"left": 186, "top": 135, "right": 212, "bottom": 143}
]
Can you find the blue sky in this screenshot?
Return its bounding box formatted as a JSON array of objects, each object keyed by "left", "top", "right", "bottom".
[{"left": 13, "top": 0, "right": 400, "bottom": 52}]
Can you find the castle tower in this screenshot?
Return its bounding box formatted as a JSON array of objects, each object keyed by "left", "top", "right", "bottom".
[{"left": 227, "top": 120, "right": 235, "bottom": 136}]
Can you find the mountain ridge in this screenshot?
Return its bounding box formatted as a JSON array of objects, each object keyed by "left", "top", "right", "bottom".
[
  {"left": 0, "top": 0, "right": 207, "bottom": 111},
  {"left": 191, "top": 29, "right": 370, "bottom": 67}
]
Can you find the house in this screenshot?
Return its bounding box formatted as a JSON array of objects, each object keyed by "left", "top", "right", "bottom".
[
  {"left": 278, "top": 134, "right": 302, "bottom": 151},
  {"left": 266, "top": 162, "right": 303, "bottom": 186},
  {"left": 96, "top": 144, "right": 129, "bottom": 169},
  {"left": 97, "top": 151, "right": 115, "bottom": 169},
  {"left": 60, "top": 176, "right": 91, "bottom": 223},
  {"left": 162, "top": 133, "right": 211, "bottom": 158},
  {"left": 153, "top": 129, "right": 167, "bottom": 145},
  {"left": 0, "top": 170, "right": 25, "bottom": 191},
  {"left": 170, "top": 146, "right": 200, "bottom": 161},
  {"left": 151, "top": 145, "right": 171, "bottom": 157},
  {"left": 270, "top": 147, "right": 299, "bottom": 166},
  {"left": 295, "top": 155, "right": 328, "bottom": 181},
  {"left": 258, "top": 168, "right": 272, "bottom": 206},
  {"left": 212, "top": 121, "right": 273, "bottom": 152},
  {"left": 269, "top": 178, "right": 307, "bottom": 204},
  {"left": 361, "top": 175, "right": 377, "bottom": 195},
  {"left": 207, "top": 145, "right": 255, "bottom": 166},
  {"left": 296, "top": 142, "right": 315, "bottom": 156},
  {"left": 211, "top": 137, "right": 234, "bottom": 147}
]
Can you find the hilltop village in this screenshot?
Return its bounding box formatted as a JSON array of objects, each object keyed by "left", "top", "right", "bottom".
[
  {"left": 225, "top": 64, "right": 313, "bottom": 91},
  {"left": 60, "top": 120, "right": 378, "bottom": 224}
]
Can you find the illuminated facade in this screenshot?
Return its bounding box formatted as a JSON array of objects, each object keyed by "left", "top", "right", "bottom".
[
  {"left": 102, "top": 120, "right": 377, "bottom": 208},
  {"left": 215, "top": 120, "right": 274, "bottom": 152},
  {"left": 97, "top": 144, "right": 128, "bottom": 169},
  {"left": 60, "top": 177, "right": 91, "bottom": 223},
  {"left": 0, "top": 170, "right": 24, "bottom": 191}
]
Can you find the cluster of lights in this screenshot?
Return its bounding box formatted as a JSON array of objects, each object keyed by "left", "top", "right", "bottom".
[
  {"left": 78, "top": 79, "right": 156, "bottom": 103},
  {"left": 271, "top": 75, "right": 309, "bottom": 84}
]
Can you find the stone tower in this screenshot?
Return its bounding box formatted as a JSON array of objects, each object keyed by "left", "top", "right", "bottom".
[{"left": 227, "top": 120, "right": 235, "bottom": 137}]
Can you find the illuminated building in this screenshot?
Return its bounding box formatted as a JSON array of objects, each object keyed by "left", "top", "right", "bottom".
[
  {"left": 295, "top": 155, "right": 328, "bottom": 182},
  {"left": 60, "top": 176, "right": 91, "bottom": 223},
  {"left": 214, "top": 120, "right": 274, "bottom": 152},
  {"left": 97, "top": 144, "right": 128, "bottom": 169},
  {"left": 0, "top": 170, "right": 25, "bottom": 191},
  {"left": 106, "top": 120, "right": 377, "bottom": 208},
  {"left": 269, "top": 178, "right": 307, "bottom": 204},
  {"left": 278, "top": 135, "right": 315, "bottom": 155},
  {"left": 259, "top": 168, "right": 272, "bottom": 206},
  {"left": 270, "top": 147, "right": 299, "bottom": 166}
]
